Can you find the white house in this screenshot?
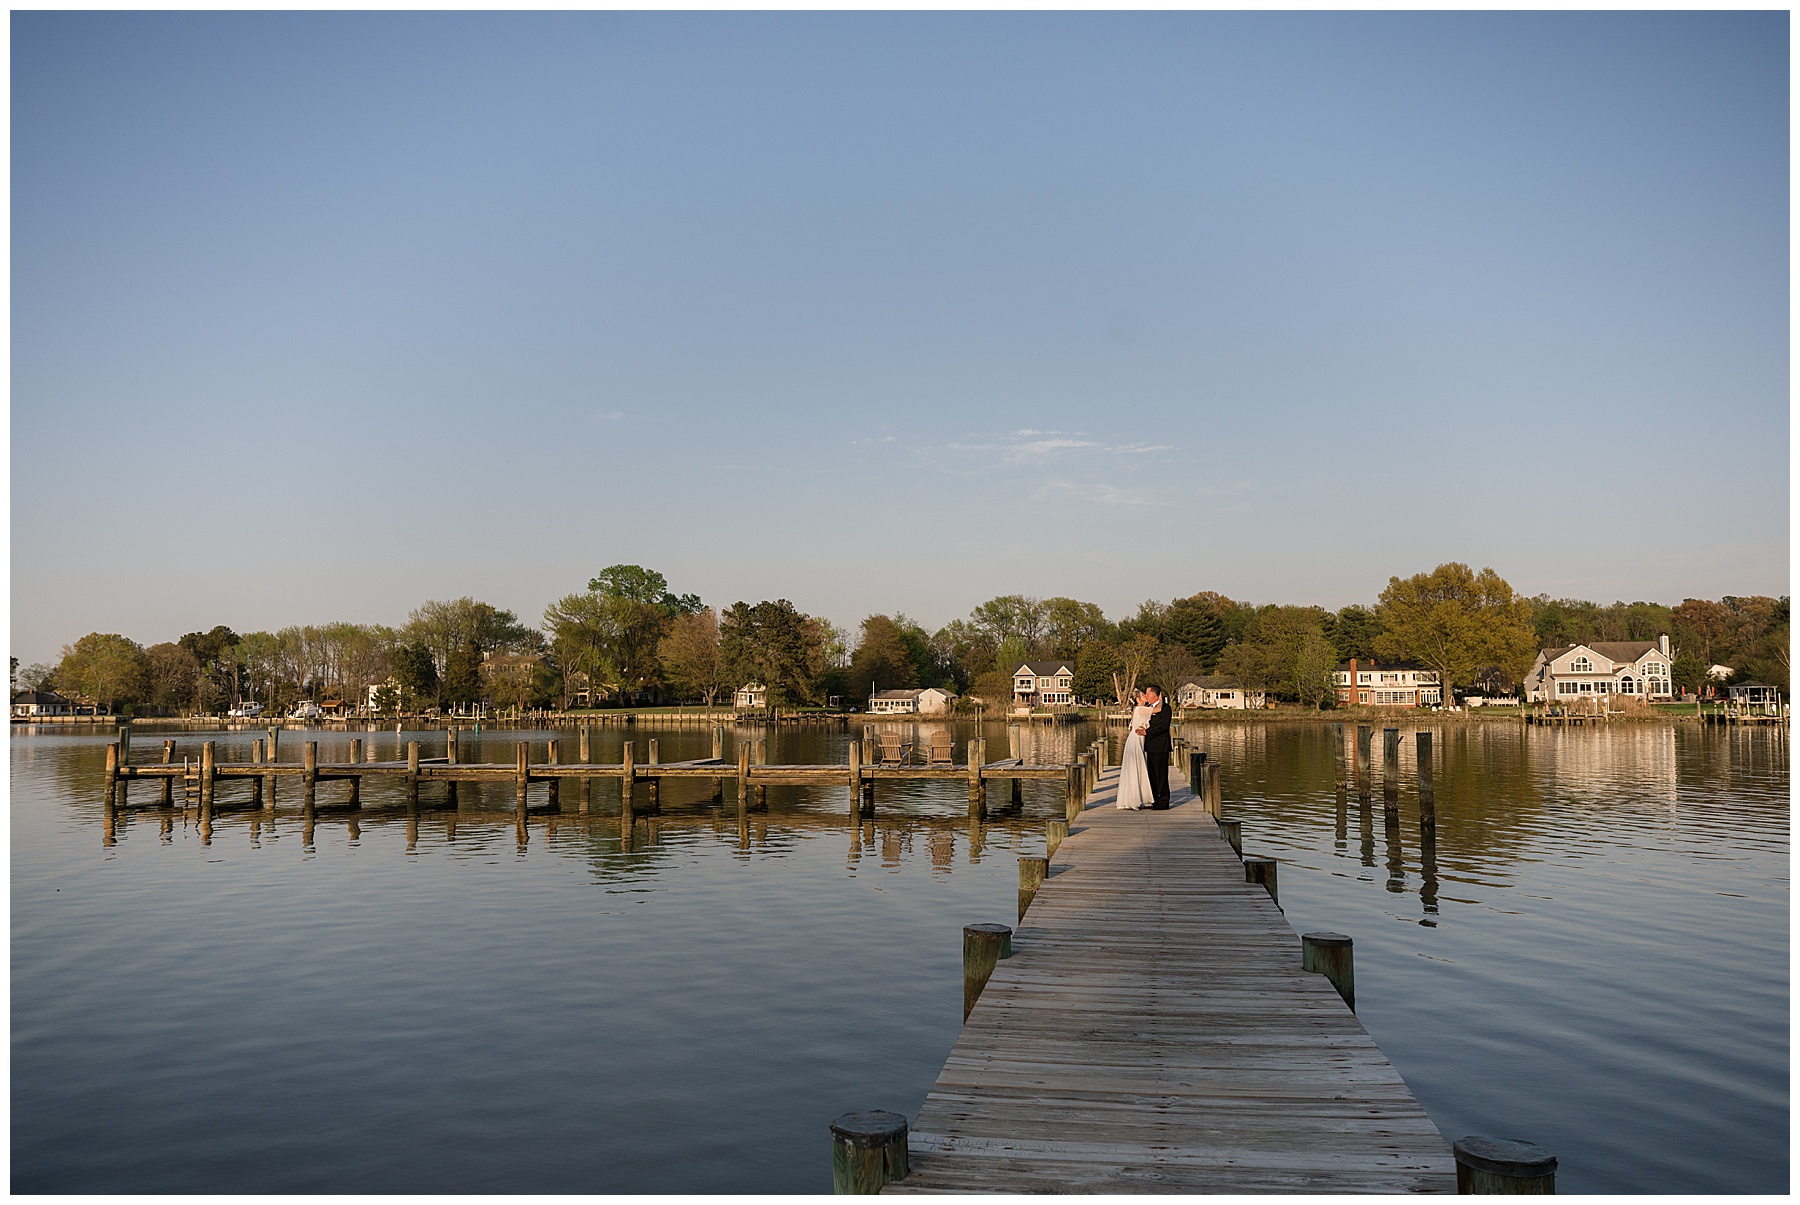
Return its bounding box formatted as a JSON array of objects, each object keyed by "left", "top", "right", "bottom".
[
  {"left": 1012, "top": 661, "right": 1075, "bottom": 706},
  {"left": 1333, "top": 660, "right": 1443, "bottom": 707},
  {"left": 1177, "top": 676, "right": 1265, "bottom": 710},
  {"left": 868, "top": 687, "right": 958, "bottom": 716},
  {"left": 1523, "top": 636, "right": 1674, "bottom": 703},
  {"left": 11, "top": 689, "right": 72, "bottom": 718},
  {"left": 734, "top": 683, "right": 768, "bottom": 709}
]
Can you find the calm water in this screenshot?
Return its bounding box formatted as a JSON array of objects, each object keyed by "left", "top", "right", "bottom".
[{"left": 12, "top": 719, "right": 1788, "bottom": 1192}]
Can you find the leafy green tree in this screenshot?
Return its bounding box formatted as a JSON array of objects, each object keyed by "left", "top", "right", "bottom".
[
  {"left": 55, "top": 633, "right": 150, "bottom": 712},
  {"left": 850, "top": 614, "right": 921, "bottom": 696},
  {"left": 1324, "top": 606, "right": 1382, "bottom": 663},
  {"left": 719, "top": 599, "right": 828, "bottom": 707},
  {"left": 18, "top": 662, "right": 56, "bottom": 692},
  {"left": 930, "top": 619, "right": 994, "bottom": 693},
  {"left": 1374, "top": 564, "right": 1536, "bottom": 705},
  {"left": 1166, "top": 595, "right": 1227, "bottom": 667},
  {"left": 1040, "top": 598, "right": 1111, "bottom": 661},
  {"left": 392, "top": 643, "right": 439, "bottom": 709},
  {"left": 403, "top": 598, "right": 533, "bottom": 706},
  {"left": 1073, "top": 641, "right": 1120, "bottom": 703}
]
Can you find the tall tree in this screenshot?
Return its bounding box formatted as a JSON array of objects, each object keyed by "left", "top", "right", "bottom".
[
  {"left": 969, "top": 595, "right": 1047, "bottom": 654},
  {"left": 850, "top": 614, "right": 921, "bottom": 696},
  {"left": 1324, "top": 606, "right": 1383, "bottom": 663},
  {"left": 55, "top": 633, "right": 150, "bottom": 711},
  {"left": 719, "top": 599, "right": 827, "bottom": 707},
  {"left": 1166, "top": 595, "right": 1228, "bottom": 667},
  {"left": 1040, "top": 598, "right": 1111, "bottom": 661},
  {"left": 1374, "top": 564, "right": 1536, "bottom": 705},
  {"left": 660, "top": 607, "right": 725, "bottom": 706}
]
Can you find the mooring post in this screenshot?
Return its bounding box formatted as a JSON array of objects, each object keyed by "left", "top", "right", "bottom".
[
  {"left": 711, "top": 726, "right": 725, "bottom": 803},
  {"left": 302, "top": 741, "right": 317, "bottom": 806},
  {"left": 1417, "top": 730, "right": 1436, "bottom": 826},
  {"left": 406, "top": 741, "right": 421, "bottom": 807},
  {"left": 643, "top": 738, "right": 657, "bottom": 812},
  {"left": 1018, "top": 855, "right": 1048, "bottom": 920},
  {"left": 1206, "top": 763, "right": 1223, "bottom": 816},
  {"left": 1046, "top": 818, "right": 1068, "bottom": 857},
  {"left": 163, "top": 739, "right": 178, "bottom": 807},
  {"left": 1301, "top": 931, "right": 1355, "bottom": 1010},
  {"left": 1219, "top": 817, "right": 1242, "bottom": 855},
  {"left": 547, "top": 739, "right": 562, "bottom": 810},
  {"left": 104, "top": 742, "right": 119, "bottom": 807},
  {"left": 829, "top": 1110, "right": 910, "bottom": 1194},
  {"left": 1334, "top": 723, "right": 1346, "bottom": 793},
  {"left": 862, "top": 736, "right": 876, "bottom": 809},
  {"left": 848, "top": 739, "right": 863, "bottom": 819},
  {"left": 515, "top": 741, "right": 530, "bottom": 810},
  {"left": 1065, "top": 764, "right": 1082, "bottom": 820},
  {"left": 446, "top": 727, "right": 459, "bottom": 806},
  {"left": 201, "top": 741, "right": 217, "bottom": 815},
  {"left": 735, "top": 743, "right": 749, "bottom": 816},
  {"left": 1452, "top": 1136, "right": 1557, "bottom": 1194},
  {"left": 962, "top": 922, "right": 1012, "bottom": 1021},
  {"left": 1244, "top": 855, "right": 1278, "bottom": 907},
  {"left": 1356, "top": 725, "right": 1372, "bottom": 800},
  {"left": 967, "top": 737, "right": 987, "bottom": 817},
  {"left": 346, "top": 738, "right": 361, "bottom": 807},
  {"left": 267, "top": 726, "right": 280, "bottom": 766}
]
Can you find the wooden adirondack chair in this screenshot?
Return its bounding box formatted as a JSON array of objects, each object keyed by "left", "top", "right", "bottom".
[
  {"left": 926, "top": 735, "right": 954, "bottom": 765},
  {"left": 877, "top": 736, "right": 914, "bottom": 766}
]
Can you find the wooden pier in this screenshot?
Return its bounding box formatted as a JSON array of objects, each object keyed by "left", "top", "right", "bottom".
[{"left": 883, "top": 761, "right": 1457, "bottom": 1194}]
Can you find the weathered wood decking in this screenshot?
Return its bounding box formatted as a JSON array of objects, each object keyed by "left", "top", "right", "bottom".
[{"left": 889, "top": 764, "right": 1454, "bottom": 1194}]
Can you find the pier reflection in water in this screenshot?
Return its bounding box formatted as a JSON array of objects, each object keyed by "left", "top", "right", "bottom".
[{"left": 13, "top": 720, "right": 1789, "bottom": 1193}]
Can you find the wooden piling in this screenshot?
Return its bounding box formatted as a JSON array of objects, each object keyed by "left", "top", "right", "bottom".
[
  {"left": 163, "top": 739, "right": 178, "bottom": 807},
  {"left": 446, "top": 727, "right": 459, "bottom": 806},
  {"left": 968, "top": 737, "right": 987, "bottom": 816},
  {"left": 962, "top": 923, "right": 1012, "bottom": 1021},
  {"left": 735, "top": 743, "right": 749, "bottom": 815},
  {"left": 711, "top": 727, "right": 725, "bottom": 803},
  {"left": 1333, "top": 723, "right": 1346, "bottom": 787},
  {"left": 643, "top": 738, "right": 656, "bottom": 811},
  {"left": 1417, "top": 730, "right": 1436, "bottom": 826},
  {"left": 1218, "top": 817, "right": 1242, "bottom": 856},
  {"left": 1244, "top": 855, "right": 1278, "bottom": 907},
  {"left": 848, "top": 739, "right": 863, "bottom": 818},
  {"left": 200, "top": 741, "right": 217, "bottom": 814},
  {"left": 1046, "top": 818, "right": 1068, "bottom": 857},
  {"left": 753, "top": 739, "right": 767, "bottom": 810},
  {"left": 1065, "top": 765, "right": 1083, "bottom": 821},
  {"left": 515, "top": 741, "right": 530, "bottom": 810},
  {"left": 346, "top": 739, "right": 360, "bottom": 806},
  {"left": 830, "top": 1110, "right": 910, "bottom": 1194},
  {"left": 1018, "top": 855, "right": 1048, "bottom": 920},
  {"left": 1205, "top": 763, "right": 1222, "bottom": 816},
  {"left": 1302, "top": 931, "right": 1355, "bottom": 1011},
  {"left": 302, "top": 741, "right": 316, "bottom": 805},
  {"left": 104, "top": 742, "right": 119, "bottom": 806},
  {"left": 547, "top": 739, "right": 562, "bottom": 810},
  {"left": 1452, "top": 1136, "right": 1556, "bottom": 1194}
]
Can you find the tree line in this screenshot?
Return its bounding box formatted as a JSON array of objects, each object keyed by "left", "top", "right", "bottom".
[{"left": 16, "top": 563, "right": 1788, "bottom": 715}]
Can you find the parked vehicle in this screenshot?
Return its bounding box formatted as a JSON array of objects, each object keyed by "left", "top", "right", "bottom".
[{"left": 227, "top": 701, "right": 264, "bottom": 718}]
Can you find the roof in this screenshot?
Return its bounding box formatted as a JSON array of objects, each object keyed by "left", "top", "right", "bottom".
[
  {"left": 1180, "top": 675, "right": 1242, "bottom": 690},
  {"left": 11, "top": 689, "right": 68, "bottom": 704},
  {"left": 1333, "top": 660, "right": 1433, "bottom": 673},
  {"left": 1542, "top": 642, "right": 1662, "bottom": 665},
  {"left": 871, "top": 689, "right": 924, "bottom": 700},
  {"left": 1014, "top": 661, "right": 1074, "bottom": 676}
]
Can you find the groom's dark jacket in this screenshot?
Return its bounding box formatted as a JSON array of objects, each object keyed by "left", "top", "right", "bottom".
[{"left": 1143, "top": 700, "right": 1172, "bottom": 756}]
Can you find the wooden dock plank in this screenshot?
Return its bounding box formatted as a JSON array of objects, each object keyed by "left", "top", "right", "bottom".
[{"left": 886, "top": 764, "right": 1454, "bottom": 1194}]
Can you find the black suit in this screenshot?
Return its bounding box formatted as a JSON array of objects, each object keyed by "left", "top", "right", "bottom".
[{"left": 1143, "top": 699, "right": 1172, "bottom": 807}]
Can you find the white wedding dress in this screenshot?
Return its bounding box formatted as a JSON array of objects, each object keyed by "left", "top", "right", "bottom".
[{"left": 1115, "top": 704, "right": 1156, "bottom": 810}]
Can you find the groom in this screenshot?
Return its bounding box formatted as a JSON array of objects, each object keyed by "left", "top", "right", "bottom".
[{"left": 1140, "top": 684, "right": 1172, "bottom": 809}]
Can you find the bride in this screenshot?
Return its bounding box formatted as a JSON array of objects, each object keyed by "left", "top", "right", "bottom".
[{"left": 1115, "top": 688, "right": 1156, "bottom": 810}]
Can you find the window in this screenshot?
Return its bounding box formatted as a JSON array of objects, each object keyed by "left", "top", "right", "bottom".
[
  {"left": 1558, "top": 681, "right": 1579, "bottom": 695},
  {"left": 1358, "top": 673, "right": 1372, "bottom": 684},
  {"left": 1358, "top": 691, "right": 1371, "bottom": 703},
  {"left": 1571, "top": 656, "right": 1592, "bottom": 673},
  {"left": 1619, "top": 677, "right": 1635, "bottom": 695}
]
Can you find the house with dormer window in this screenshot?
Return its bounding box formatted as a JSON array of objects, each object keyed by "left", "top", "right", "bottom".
[
  {"left": 1332, "top": 660, "right": 1443, "bottom": 707},
  {"left": 1523, "top": 636, "right": 1675, "bottom": 703},
  {"left": 1012, "top": 661, "right": 1075, "bottom": 706}
]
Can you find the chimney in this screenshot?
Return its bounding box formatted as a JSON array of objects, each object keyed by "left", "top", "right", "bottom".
[{"left": 1660, "top": 634, "right": 1670, "bottom": 658}]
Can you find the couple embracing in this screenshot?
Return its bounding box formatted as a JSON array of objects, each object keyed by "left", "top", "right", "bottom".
[{"left": 1115, "top": 683, "right": 1171, "bottom": 811}]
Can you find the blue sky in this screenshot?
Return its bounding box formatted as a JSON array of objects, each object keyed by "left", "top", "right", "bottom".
[{"left": 11, "top": 12, "right": 1789, "bottom": 663}]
